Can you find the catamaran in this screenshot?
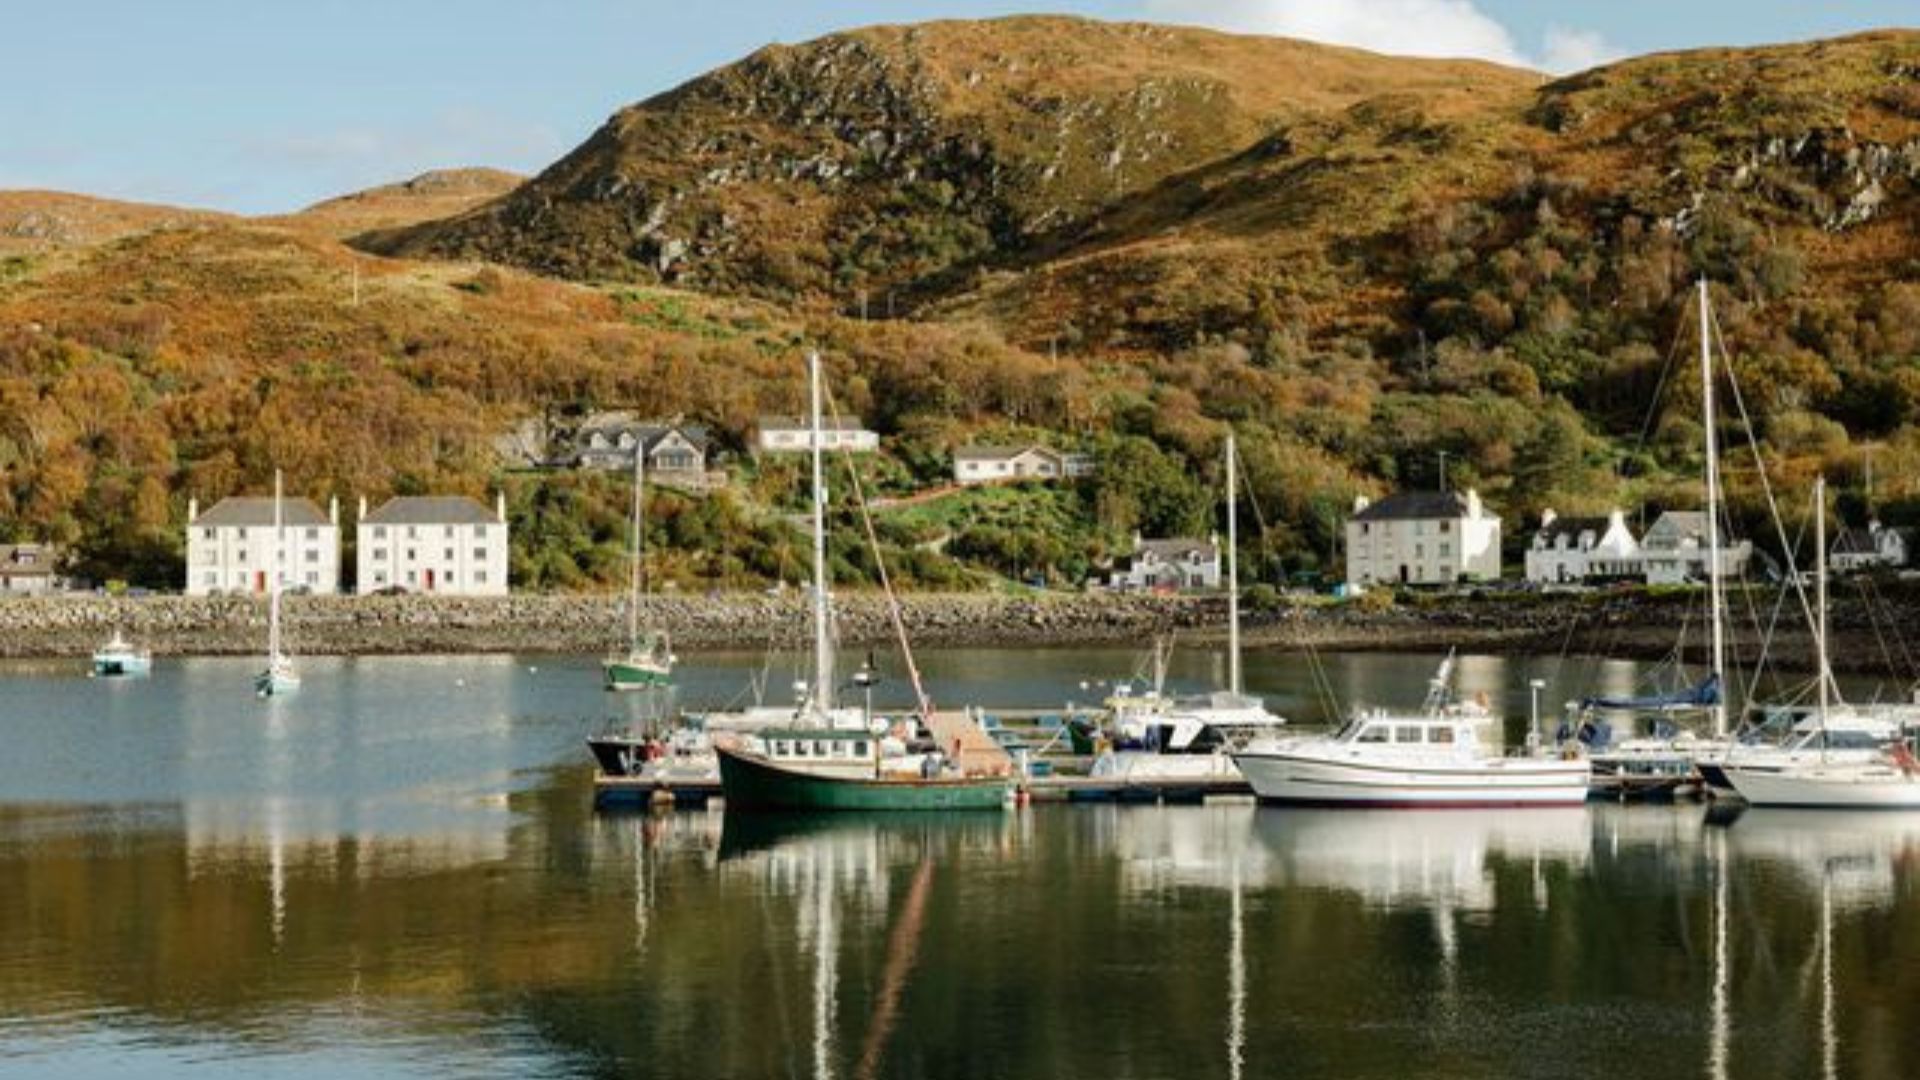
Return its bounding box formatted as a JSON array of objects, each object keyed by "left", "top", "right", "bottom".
[
  {"left": 254, "top": 469, "right": 301, "bottom": 698},
  {"left": 603, "top": 440, "right": 675, "bottom": 691}
]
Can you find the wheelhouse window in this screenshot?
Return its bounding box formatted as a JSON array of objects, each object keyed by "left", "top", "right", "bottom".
[
  {"left": 1356, "top": 725, "right": 1390, "bottom": 744},
  {"left": 1394, "top": 726, "right": 1423, "bottom": 744},
  {"left": 1428, "top": 727, "right": 1455, "bottom": 744}
]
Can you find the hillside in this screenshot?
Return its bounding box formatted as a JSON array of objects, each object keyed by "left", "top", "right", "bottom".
[
  {"left": 361, "top": 16, "right": 1535, "bottom": 300},
  {"left": 5, "top": 19, "right": 1920, "bottom": 593},
  {"left": 269, "top": 168, "right": 524, "bottom": 239},
  {"left": 0, "top": 192, "right": 232, "bottom": 256}
]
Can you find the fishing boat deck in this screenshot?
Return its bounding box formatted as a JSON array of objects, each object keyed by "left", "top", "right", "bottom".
[{"left": 924, "top": 709, "right": 1015, "bottom": 777}]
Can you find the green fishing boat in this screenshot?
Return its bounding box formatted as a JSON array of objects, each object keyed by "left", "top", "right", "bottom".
[
  {"left": 716, "top": 737, "right": 1010, "bottom": 812},
  {"left": 714, "top": 351, "right": 1009, "bottom": 813}
]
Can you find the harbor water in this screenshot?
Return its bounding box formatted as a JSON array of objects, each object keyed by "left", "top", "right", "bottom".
[{"left": 1, "top": 648, "right": 1918, "bottom": 1078}]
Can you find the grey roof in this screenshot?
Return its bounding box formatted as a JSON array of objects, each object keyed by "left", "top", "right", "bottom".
[
  {"left": 759, "top": 415, "right": 870, "bottom": 432},
  {"left": 1831, "top": 527, "right": 1880, "bottom": 555},
  {"left": 1353, "top": 491, "right": 1471, "bottom": 522},
  {"left": 363, "top": 496, "right": 499, "bottom": 526},
  {"left": 195, "top": 497, "right": 330, "bottom": 527},
  {"left": 0, "top": 543, "right": 59, "bottom": 575},
  {"left": 1138, "top": 537, "right": 1217, "bottom": 559},
  {"left": 1537, "top": 516, "right": 1609, "bottom": 542},
  {"left": 580, "top": 422, "right": 710, "bottom": 453},
  {"left": 955, "top": 444, "right": 1058, "bottom": 462}
]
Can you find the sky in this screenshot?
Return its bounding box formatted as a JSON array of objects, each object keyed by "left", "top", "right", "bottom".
[{"left": 2, "top": 1, "right": 1912, "bottom": 214}]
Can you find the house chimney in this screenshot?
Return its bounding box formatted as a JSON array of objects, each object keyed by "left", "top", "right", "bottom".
[
  {"left": 496, "top": 490, "right": 507, "bottom": 524},
  {"left": 329, "top": 495, "right": 339, "bottom": 527},
  {"left": 1540, "top": 508, "right": 1557, "bottom": 529},
  {"left": 1353, "top": 495, "right": 1371, "bottom": 514},
  {"left": 188, "top": 496, "right": 199, "bottom": 524},
  {"left": 1466, "top": 489, "right": 1483, "bottom": 518},
  {"left": 358, "top": 496, "right": 368, "bottom": 522}
]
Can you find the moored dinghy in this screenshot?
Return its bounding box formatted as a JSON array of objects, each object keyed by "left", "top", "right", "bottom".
[{"left": 90, "top": 631, "right": 151, "bottom": 678}]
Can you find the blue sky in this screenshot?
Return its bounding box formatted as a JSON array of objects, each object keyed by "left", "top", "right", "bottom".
[{"left": 2, "top": 1, "right": 1912, "bottom": 213}]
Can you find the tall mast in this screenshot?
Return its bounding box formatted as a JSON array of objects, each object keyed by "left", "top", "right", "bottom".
[
  {"left": 628, "top": 441, "right": 644, "bottom": 652},
  {"left": 269, "top": 469, "right": 284, "bottom": 664},
  {"left": 1699, "top": 278, "right": 1728, "bottom": 737},
  {"left": 809, "top": 351, "right": 834, "bottom": 714},
  {"left": 1815, "top": 474, "right": 1830, "bottom": 724},
  {"left": 1226, "top": 432, "right": 1242, "bottom": 698}
]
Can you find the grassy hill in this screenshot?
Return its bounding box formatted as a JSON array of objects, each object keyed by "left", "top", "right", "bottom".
[{"left": 5, "top": 19, "right": 1920, "bottom": 590}]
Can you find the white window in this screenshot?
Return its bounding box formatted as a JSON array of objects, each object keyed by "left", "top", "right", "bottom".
[
  {"left": 305, "top": 527, "right": 318, "bottom": 540},
  {"left": 406, "top": 570, "right": 417, "bottom": 585},
  {"left": 202, "top": 528, "right": 216, "bottom": 540},
  {"left": 374, "top": 571, "right": 388, "bottom": 585},
  {"left": 475, "top": 525, "right": 488, "bottom": 539},
  {"left": 305, "top": 549, "right": 318, "bottom": 563},
  {"left": 444, "top": 526, "right": 454, "bottom": 538},
  {"left": 373, "top": 526, "right": 387, "bottom": 540},
  {"left": 406, "top": 526, "right": 417, "bottom": 539},
  {"left": 305, "top": 571, "right": 317, "bottom": 585},
  {"left": 203, "top": 571, "right": 217, "bottom": 585},
  {"left": 474, "top": 571, "right": 488, "bottom": 584},
  {"left": 472, "top": 547, "right": 486, "bottom": 561}
]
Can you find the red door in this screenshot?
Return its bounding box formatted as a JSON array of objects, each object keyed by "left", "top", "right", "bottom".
[
  {"left": 255, "top": 571, "right": 266, "bottom": 594},
  {"left": 425, "top": 568, "right": 436, "bottom": 592}
]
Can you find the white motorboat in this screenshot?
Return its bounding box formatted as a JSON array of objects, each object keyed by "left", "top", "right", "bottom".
[
  {"left": 90, "top": 631, "right": 151, "bottom": 677},
  {"left": 1233, "top": 655, "right": 1590, "bottom": 807}
]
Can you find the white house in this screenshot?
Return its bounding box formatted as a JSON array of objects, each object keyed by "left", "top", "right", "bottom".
[
  {"left": 1831, "top": 521, "right": 1911, "bottom": 573},
  {"left": 756, "top": 415, "right": 878, "bottom": 454},
  {"left": 186, "top": 495, "right": 341, "bottom": 596},
  {"left": 357, "top": 495, "right": 509, "bottom": 596},
  {"left": 0, "top": 543, "right": 68, "bottom": 596},
  {"left": 1345, "top": 490, "right": 1501, "bottom": 586},
  {"left": 1640, "top": 511, "right": 1753, "bottom": 585},
  {"left": 1524, "top": 509, "right": 1642, "bottom": 584},
  {"left": 1109, "top": 535, "right": 1222, "bottom": 591},
  {"left": 953, "top": 444, "right": 1095, "bottom": 486}
]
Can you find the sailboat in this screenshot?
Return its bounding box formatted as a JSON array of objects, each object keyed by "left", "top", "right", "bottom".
[
  {"left": 1722, "top": 476, "right": 1920, "bottom": 808},
  {"left": 1093, "top": 432, "right": 1288, "bottom": 788},
  {"left": 604, "top": 440, "right": 675, "bottom": 690},
  {"left": 90, "top": 629, "right": 151, "bottom": 678},
  {"left": 1572, "top": 279, "right": 1733, "bottom": 795},
  {"left": 254, "top": 469, "right": 301, "bottom": 698},
  {"left": 714, "top": 351, "right": 1011, "bottom": 811}
]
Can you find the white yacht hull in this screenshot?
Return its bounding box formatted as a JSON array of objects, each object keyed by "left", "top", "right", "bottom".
[
  {"left": 1723, "top": 764, "right": 1920, "bottom": 808},
  {"left": 1234, "top": 749, "right": 1591, "bottom": 807}
]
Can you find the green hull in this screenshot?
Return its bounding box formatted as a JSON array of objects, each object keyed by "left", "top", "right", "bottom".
[
  {"left": 603, "top": 661, "right": 672, "bottom": 690},
  {"left": 717, "top": 746, "right": 1010, "bottom": 812}
]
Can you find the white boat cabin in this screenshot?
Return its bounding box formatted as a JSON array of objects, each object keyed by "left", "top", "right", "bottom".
[{"left": 1325, "top": 708, "right": 1494, "bottom": 759}]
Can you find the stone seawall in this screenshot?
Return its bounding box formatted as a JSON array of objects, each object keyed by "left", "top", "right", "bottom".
[{"left": 1, "top": 590, "right": 1915, "bottom": 676}]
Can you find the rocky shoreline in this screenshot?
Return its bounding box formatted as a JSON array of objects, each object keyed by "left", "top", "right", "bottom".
[{"left": 3, "top": 590, "right": 1917, "bottom": 678}]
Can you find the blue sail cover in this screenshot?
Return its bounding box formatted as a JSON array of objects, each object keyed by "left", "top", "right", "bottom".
[{"left": 1582, "top": 673, "right": 1721, "bottom": 711}]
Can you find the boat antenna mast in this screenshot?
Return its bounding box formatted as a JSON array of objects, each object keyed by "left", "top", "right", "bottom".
[{"left": 628, "top": 438, "right": 645, "bottom": 654}]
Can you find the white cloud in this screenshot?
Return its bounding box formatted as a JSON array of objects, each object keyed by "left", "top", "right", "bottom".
[
  {"left": 1538, "top": 25, "right": 1622, "bottom": 74},
  {"left": 1143, "top": 0, "right": 1620, "bottom": 73}
]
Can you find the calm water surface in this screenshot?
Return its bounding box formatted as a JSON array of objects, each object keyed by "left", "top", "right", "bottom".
[{"left": 1, "top": 648, "right": 1917, "bottom": 1078}]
